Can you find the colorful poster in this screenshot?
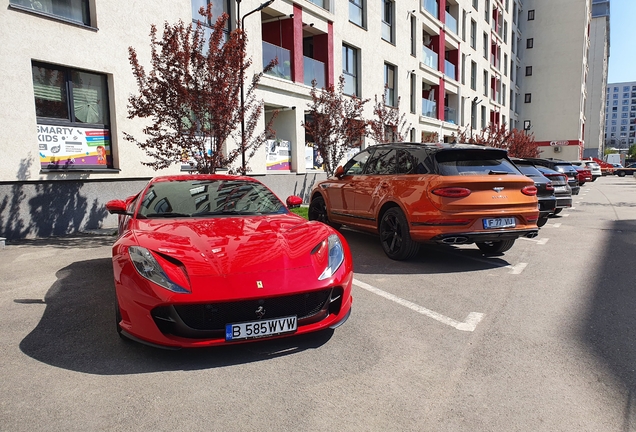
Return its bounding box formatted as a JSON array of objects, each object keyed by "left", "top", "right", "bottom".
[
  {"left": 266, "top": 139, "right": 291, "bottom": 171},
  {"left": 38, "top": 124, "right": 112, "bottom": 170}
]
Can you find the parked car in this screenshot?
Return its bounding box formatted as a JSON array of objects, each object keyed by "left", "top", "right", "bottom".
[
  {"left": 570, "top": 160, "right": 601, "bottom": 181},
  {"left": 308, "top": 143, "right": 540, "bottom": 260},
  {"left": 573, "top": 165, "right": 593, "bottom": 186},
  {"left": 591, "top": 157, "right": 616, "bottom": 175},
  {"left": 523, "top": 158, "right": 580, "bottom": 195},
  {"left": 511, "top": 158, "right": 556, "bottom": 227},
  {"left": 106, "top": 175, "right": 353, "bottom": 348},
  {"left": 613, "top": 163, "right": 636, "bottom": 177},
  {"left": 535, "top": 166, "right": 572, "bottom": 215}
]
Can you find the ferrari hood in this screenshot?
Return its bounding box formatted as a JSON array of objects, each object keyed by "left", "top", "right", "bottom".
[{"left": 131, "top": 214, "right": 333, "bottom": 277}]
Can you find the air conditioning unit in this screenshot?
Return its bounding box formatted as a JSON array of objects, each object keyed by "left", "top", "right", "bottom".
[{"left": 554, "top": 146, "right": 562, "bottom": 153}]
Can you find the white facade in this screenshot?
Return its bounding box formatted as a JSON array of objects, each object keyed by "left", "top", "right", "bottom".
[
  {"left": 0, "top": 0, "right": 610, "bottom": 238},
  {"left": 605, "top": 81, "right": 636, "bottom": 150}
]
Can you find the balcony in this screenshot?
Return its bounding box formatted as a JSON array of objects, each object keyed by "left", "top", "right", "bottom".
[
  {"left": 422, "top": 45, "right": 438, "bottom": 70},
  {"left": 263, "top": 41, "right": 291, "bottom": 81},
  {"left": 304, "top": 57, "right": 325, "bottom": 88},
  {"left": 445, "top": 11, "right": 457, "bottom": 34},
  {"left": 444, "top": 106, "right": 457, "bottom": 124},
  {"left": 444, "top": 60, "right": 456, "bottom": 80},
  {"left": 423, "top": 0, "right": 438, "bottom": 19},
  {"left": 422, "top": 99, "right": 437, "bottom": 119}
]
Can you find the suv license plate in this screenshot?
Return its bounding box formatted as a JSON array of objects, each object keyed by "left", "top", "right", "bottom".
[
  {"left": 225, "top": 316, "right": 297, "bottom": 341},
  {"left": 483, "top": 217, "right": 516, "bottom": 229}
]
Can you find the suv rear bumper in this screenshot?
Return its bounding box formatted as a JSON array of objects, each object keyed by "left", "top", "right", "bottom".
[{"left": 431, "top": 229, "right": 539, "bottom": 245}]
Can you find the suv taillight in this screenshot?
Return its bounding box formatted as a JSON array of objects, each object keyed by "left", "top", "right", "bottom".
[
  {"left": 432, "top": 187, "right": 472, "bottom": 198},
  {"left": 545, "top": 182, "right": 554, "bottom": 191},
  {"left": 521, "top": 185, "right": 538, "bottom": 196}
]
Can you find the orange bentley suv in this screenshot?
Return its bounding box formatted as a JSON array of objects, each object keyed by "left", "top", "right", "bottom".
[{"left": 308, "top": 143, "right": 540, "bottom": 260}]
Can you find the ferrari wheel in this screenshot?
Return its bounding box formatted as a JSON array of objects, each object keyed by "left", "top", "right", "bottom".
[
  {"left": 115, "top": 302, "right": 127, "bottom": 340},
  {"left": 476, "top": 239, "right": 515, "bottom": 254},
  {"left": 309, "top": 196, "right": 341, "bottom": 229},
  {"left": 379, "top": 208, "right": 420, "bottom": 260},
  {"left": 537, "top": 217, "right": 548, "bottom": 228}
]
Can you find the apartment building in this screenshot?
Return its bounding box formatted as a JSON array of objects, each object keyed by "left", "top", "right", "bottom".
[
  {"left": 584, "top": 0, "right": 610, "bottom": 158},
  {"left": 605, "top": 81, "right": 636, "bottom": 150},
  {"left": 0, "top": 0, "right": 606, "bottom": 238}
]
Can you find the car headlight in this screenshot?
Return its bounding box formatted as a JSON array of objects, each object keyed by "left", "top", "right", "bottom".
[
  {"left": 128, "top": 246, "right": 190, "bottom": 293},
  {"left": 318, "top": 234, "right": 345, "bottom": 280}
]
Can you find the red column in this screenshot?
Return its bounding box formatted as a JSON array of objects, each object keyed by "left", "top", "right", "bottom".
[{"left": 292, "top": 4, "right": 303, "bottom": 84}]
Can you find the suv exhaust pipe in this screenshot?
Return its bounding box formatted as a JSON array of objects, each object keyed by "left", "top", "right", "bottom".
[
  {"left": 441, "top": 236, "right": 469, "bottom": 244},
  {"left": 526, "top": 231, "right": 538, "bottom": 239}
]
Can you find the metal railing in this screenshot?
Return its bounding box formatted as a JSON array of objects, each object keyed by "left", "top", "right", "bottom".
[
  {"left": 444, "top": 106, "right": 457, "bottom": 124},
  {"left": 445, "top": 11, "right": 457, "bottom": 34},
  {"left": 423, "top": 0, "right": 438, "bottom": 19}
]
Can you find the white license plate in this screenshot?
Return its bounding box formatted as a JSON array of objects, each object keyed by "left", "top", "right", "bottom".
[
  {"left": 483, "top": 217, "right": 516, "bottom": 229},
  {"left": 554, "top": 186, "right": 567, "bottom": 192},
  {"left": 225, "top": 316, "right": 297, "bottom": 341}
]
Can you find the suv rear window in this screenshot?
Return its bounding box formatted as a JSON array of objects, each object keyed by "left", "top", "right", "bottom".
[
  {"left": 435, "top": 150, "right": 520, "bottom": 176},
  {"left": 516, "top": 164, "right": 543, "bottom": 177}
]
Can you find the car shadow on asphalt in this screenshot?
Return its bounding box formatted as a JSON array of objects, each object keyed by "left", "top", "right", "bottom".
[
  {"left": 339, "top": 228, "right": 510, "bottom": 275},
  {"left": 18, "top": 257, "right": 334, "bottom": 375}
]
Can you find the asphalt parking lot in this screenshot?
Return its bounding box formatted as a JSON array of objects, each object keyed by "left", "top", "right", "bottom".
[{"left": 2, "top": 175, "right": 636, "bottom": 431}]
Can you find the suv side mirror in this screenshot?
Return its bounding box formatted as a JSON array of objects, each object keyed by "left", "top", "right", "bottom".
[{"left": 334, "top": 166, "right": 345, "bottom": 179}]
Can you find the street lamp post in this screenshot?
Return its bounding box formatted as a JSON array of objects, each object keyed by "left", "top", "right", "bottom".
[{"left": 237, "top": 0, "right": 275, "bottom": 173}]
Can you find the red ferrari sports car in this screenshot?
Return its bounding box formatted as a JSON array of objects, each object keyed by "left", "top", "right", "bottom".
[{"left": 105, "top": 174, "right": 353, "bottom": 349}]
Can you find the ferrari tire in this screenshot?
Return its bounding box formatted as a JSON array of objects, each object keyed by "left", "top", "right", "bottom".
[
  {"left": 115, "top": 302, "right": 128, "bottom": 340},
  {"left": 537, "top": 216, "right": 548, "bottom": 228},
  {"left": 379, "top": 207, "right": 420, "bottom": 261},
  {"left": 308, "top": 196, "right": 341, "bottom": 229},
  {"left": 476, "top": 239, "right": 515, "bottom": 255},
  {"left": 553, "top": 208, "right": 563, "bottom": 215}
]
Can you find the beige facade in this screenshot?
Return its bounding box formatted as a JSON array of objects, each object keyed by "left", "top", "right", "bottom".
[{"left": 520, "top": 0, "right": 591, "bottom": 161}]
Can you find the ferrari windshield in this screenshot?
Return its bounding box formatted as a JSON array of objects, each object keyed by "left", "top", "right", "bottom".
[{"left": 138, "top": 179, "right": 288, "bottom": 218}]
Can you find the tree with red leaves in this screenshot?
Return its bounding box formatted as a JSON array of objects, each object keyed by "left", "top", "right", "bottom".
[
  {"left": 125, "top": 6, "right": 276, "bottom": 174},
  {"left": 368, "top": 90, "right": 412, "bottom": 144},
  {"left": 302, "top": 75, "right": 368, "bottom": 176},
  {"left": 453, "top": 123, "right": 539, "bottom": 158}
]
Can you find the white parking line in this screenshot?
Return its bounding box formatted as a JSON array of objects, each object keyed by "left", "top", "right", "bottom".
[
  {"left": 561, "top": 214, "right": 570, "bottom": 217},
  {"left": 546, "top": 223, "right": 562, "bottom": 228},
  {"left": 506, "top": 262, "right": 527, "bottom": 274},
  {"left": 352, "top": 278, "right": 484, "bottom": 332}
]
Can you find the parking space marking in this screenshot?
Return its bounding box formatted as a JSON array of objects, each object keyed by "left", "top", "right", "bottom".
[
  {"left": 561, "top": 214, "right": 570, "bottom": 217},
  {"left": 546, "top": 222, "right": 562, "bottom": 228},
  {"left": 352, "top": 278, "right": 484, "bottom": 332},
  {"left": 506, "top": 262, "right": 527, "bottom": 274},
  {"left": 520, "top": 237, "right": 549, "bottom": 245}
]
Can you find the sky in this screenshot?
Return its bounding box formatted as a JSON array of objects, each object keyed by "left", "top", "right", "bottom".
[{"left": 607, "top": 0, "right": 636, "bottom": 84}]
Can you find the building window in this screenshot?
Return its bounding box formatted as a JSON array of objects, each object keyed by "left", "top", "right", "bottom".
[
  {"left": 503, "top": 21, "right": 508, "bottom": 43},
  {"left": 485, "top": 0, "right": 490, "bottom": 23},
  {"left": 528, "top": 9, "right": 535, "bottom": 20},
  {"left": 381, "top": 0, "right": 395, "bottom": 44},
  {"left": 384, "top": 63, "right": 396, "bottom": 106},
  {"left": 526, "top": 38, "right": 533, "bottom": 49},
  {"left": 410, "top": 73, "right": 416, "bottom": 114},
  {"left": 462, "top": 11, "right": 467, "bottom": 42},
  {"left": 613, "top": 93, "right": 618, "bottom": 99},
  {"left": 32, "top": 61, "right": 112, "bottom": 170},
  {"left": 524, "top": 93, "right": 532, "bottom": 103},
  {"left": 504, "top": 53, "right": 508, "bottom": 76},
  {"left": 349, "top": 0, "right": 364, "bottom": 26},
  {"left": 483, "top": 32, "right": 489, "bottom": 59},
  {"left": 471, "top": 61, "right": 477, "bottom": 90},
  {"left": 10, "top": 0, "right": 91, "bottom": 26},
  {"left": 308, "top": 0, "right": 329, "bottom": 9},
  {"left": 192, "top": 0, "right": 230, "bottom": 38},
  {"left": 470, "top": 20, "right": 477, "bottom": 49},
  {"left": 502, "top": 84, "right": 506, "bottom": 106},
  {"left": 483, "top": 70, "right": 489, "bottom": 96},
  {"left": 525, "top": 66, "right": 532, "bottom": 76},
  {"left": 481, "top": 105, "right": 486, "bottom": 129},
  {"left": 410, "top": 15, "right": 416, "bottom": 56},
  {"left": 343, "top": 44, "right": 359, "bottom": 96},
  {"left": 624, "top": 86, "right": 630, "bottom": 91},
  {"left": 473, "top": 0, "right": 478, "bottom": 11}
]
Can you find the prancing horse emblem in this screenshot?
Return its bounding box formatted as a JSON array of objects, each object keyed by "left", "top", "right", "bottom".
[
  {"left": 256, "top": 281, "right": 263, "bottom": 289},
  {"left": 493, "top": 187, "right": 504, "bottom": 192},
  {"left": 255, "top": 306, "right": 266, "bottom": 319}
]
